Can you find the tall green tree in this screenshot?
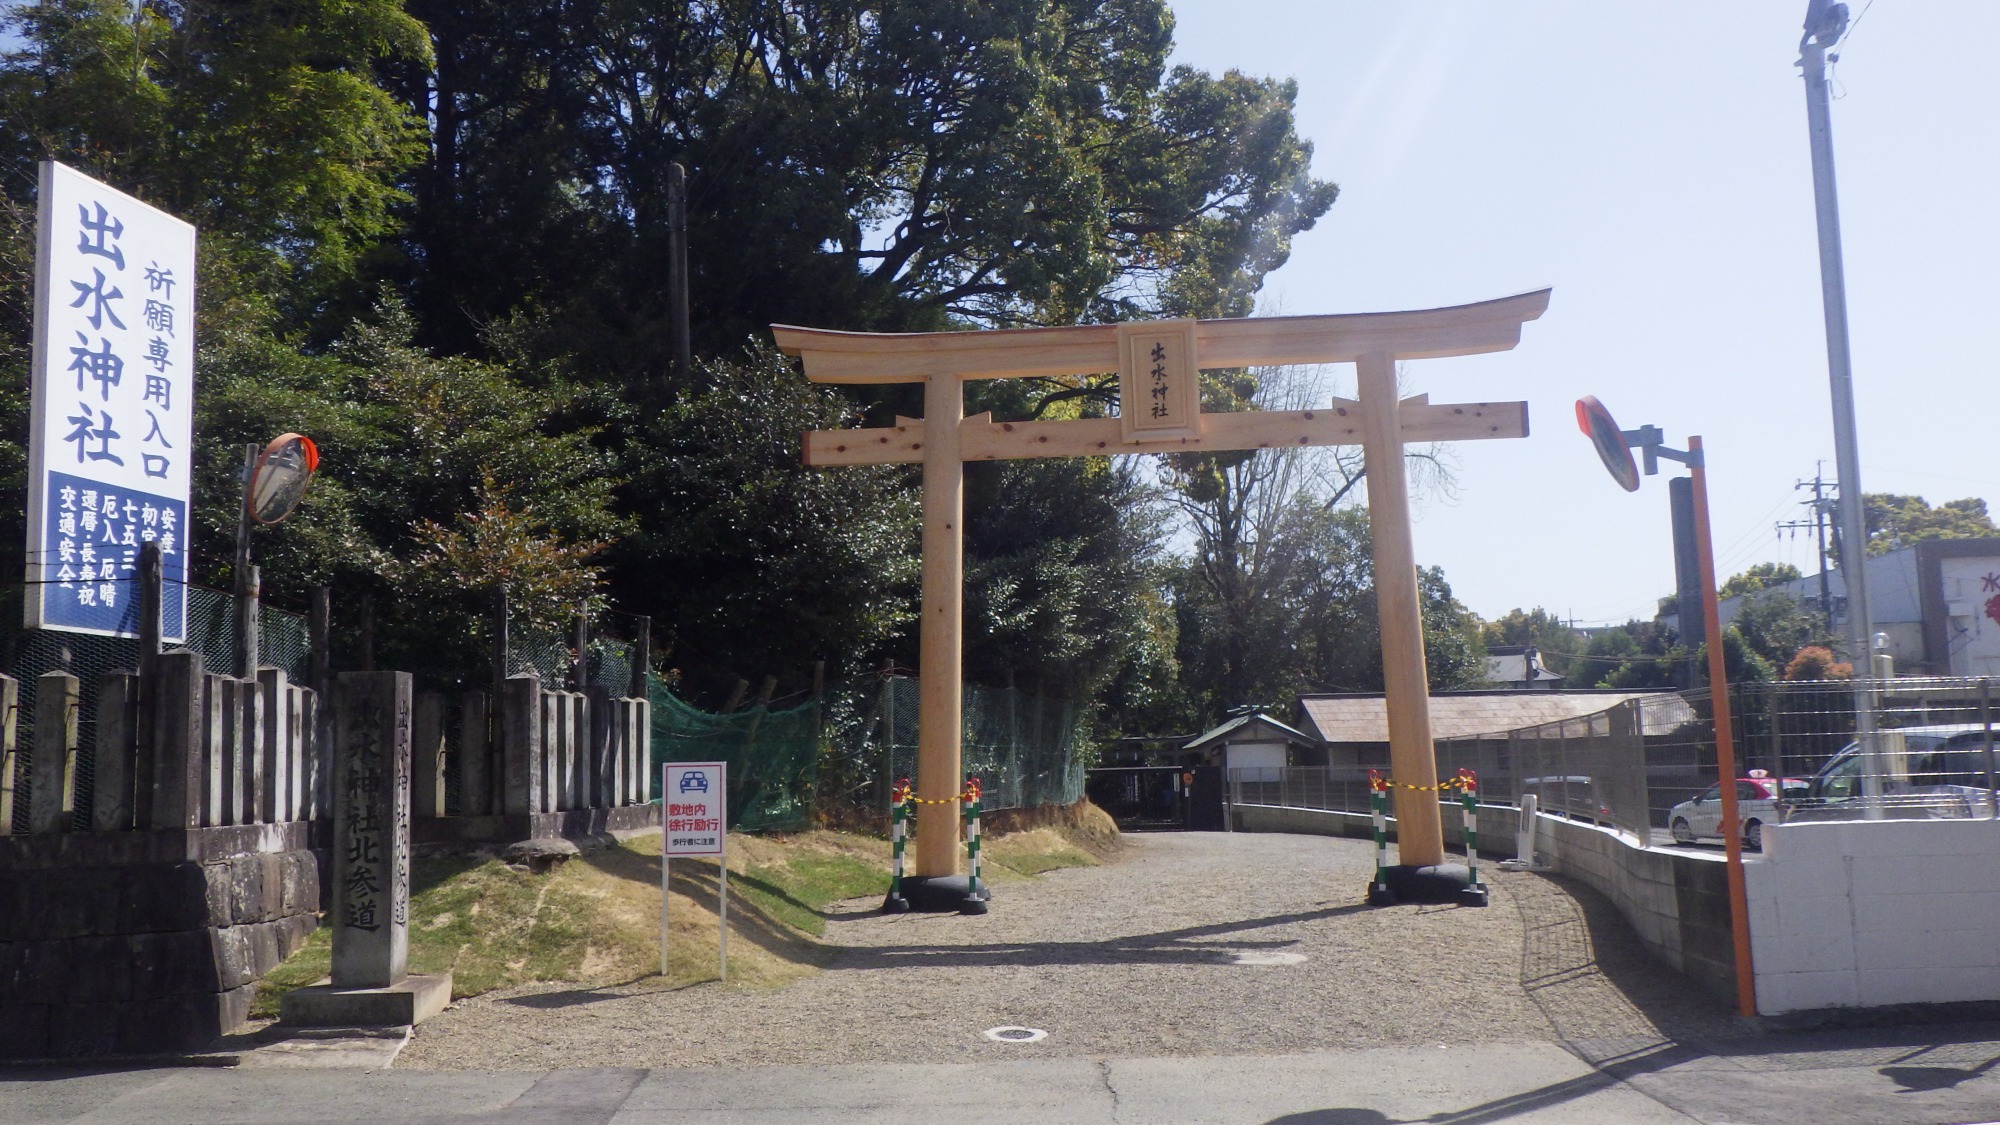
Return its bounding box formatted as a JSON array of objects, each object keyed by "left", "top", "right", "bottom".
[
  {"left": 194, "top": 298, "right": 624, "bottom": 685},
  {"left": 1718, "top": 561, "right": 1803, "bottom": 600},
  {"left": 1479, "top": 606, "right": 1584, "bottom": 679},
  {"left": 395, "top": 0, "right": 1335, "bottom": 368},
  {"left": 609, "top": 347, "right": 920, "bottom": 703},
  {"left": 1862, "top": 494, "right": 1998, "bottom": 555},
  {"left": 0, "top": 0, "right": 430, "bottom": 323}
]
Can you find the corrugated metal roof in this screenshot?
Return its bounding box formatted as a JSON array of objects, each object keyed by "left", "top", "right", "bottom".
[{"left": 1297, "top": 691, "right": 1674, "bottom": 742}]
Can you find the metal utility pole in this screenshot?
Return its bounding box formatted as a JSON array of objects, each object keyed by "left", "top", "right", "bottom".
[
  {"left": 1777, "top": 464, "right": 1838, "bottom": 634},
  {"left": 667, "top": 163, "right": 691, "bottom": 384},
  {"left": 232, "top": 442, "right": 260, "bottom": 678},
  {"left": 1798, "top": 0, "right": 1882, "bottom": 808}
]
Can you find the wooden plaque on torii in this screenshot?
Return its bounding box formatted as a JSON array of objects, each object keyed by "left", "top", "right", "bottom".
[{"left": 776, "top": 289, "right": 1548, "bottom": 876}]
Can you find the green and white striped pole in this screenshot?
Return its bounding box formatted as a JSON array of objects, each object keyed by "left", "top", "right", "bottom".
[
  {"left": 1459, "top": 769, "right": 1481, "bottom": 889},
  {"left": 1367, "top": 770, "right": 1393, "bottom": 904},
  {"left": 962, "top": 777, "right": 989, "bottom": 915},
  {"left": 884, "top": 778, "right": 911, "bottom": 913}
]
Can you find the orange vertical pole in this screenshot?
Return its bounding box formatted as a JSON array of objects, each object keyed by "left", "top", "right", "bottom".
[{"left": 1689, "top": 436, "right": 1757, "bottom": 1017}]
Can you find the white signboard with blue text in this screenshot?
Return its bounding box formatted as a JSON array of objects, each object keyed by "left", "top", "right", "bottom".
[{"left": 26, "top": 161, "right": 195, "bottom": 640}]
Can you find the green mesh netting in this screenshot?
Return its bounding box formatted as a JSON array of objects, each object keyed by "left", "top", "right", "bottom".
[
  {"left": 650, "top": 674, "right": 1086, "bottom": 833},
  {"left": 650, "top": 682, "right": 822, "bottom": 832}
]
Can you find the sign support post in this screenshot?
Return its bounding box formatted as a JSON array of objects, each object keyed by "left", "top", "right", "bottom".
[{"left": 662, "top": 761, "right": 727, "bottom": 982}]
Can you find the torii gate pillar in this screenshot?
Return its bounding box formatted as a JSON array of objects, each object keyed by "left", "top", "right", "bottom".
[
  {"left": 915, "top": 372, "right": 966, "bottom": 876},
  {"left": 779, "top": 289, "right": 1549, "bottom": 906}
]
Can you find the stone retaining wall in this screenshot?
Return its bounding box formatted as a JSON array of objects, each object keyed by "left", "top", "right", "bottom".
[{"left": 0, "top": 823, "right": 319, "bottom": 1059}]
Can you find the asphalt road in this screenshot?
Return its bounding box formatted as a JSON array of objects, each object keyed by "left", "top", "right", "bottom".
[{"left": 8, "top": 1032, "right": 2000, "bottom": 1124}]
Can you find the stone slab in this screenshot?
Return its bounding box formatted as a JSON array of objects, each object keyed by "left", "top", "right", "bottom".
[
  {"left": 279, "top": 972, "right": 452, "bottom": 1028},
  {"left": 236, "top": 1026, "right": 412, "bottom": 1069}
]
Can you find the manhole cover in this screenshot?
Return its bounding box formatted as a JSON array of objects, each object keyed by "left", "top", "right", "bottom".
[
  {"left": 983, "top": 1026, "right": 1048, "bottom": 1043},
  {"left": 1227, "top": 951, "right": 1307, "bottom": 966}
]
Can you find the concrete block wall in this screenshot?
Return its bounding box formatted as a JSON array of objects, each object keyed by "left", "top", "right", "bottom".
[
  {"left": 1232, "top": 801, "right": 1742, "bottom": 1001},
  {"left": 0, "top": 827, "right": 319, "bottom": 1059},
  {"left": 1749, "top": 819, "right": 2000, "bottom": 1015},
  {"left": 1530, "top": 815, "right": 1737, "bottom": 999}
]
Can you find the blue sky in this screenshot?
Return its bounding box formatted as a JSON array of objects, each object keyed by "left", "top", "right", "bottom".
[{"left": 1166, "top": 2, "right": 2000, "bottom": 628}]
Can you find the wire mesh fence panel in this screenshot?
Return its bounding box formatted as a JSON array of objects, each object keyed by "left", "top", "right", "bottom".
[
  {"left": 960, "top": 680, "right": 1084, "bottom": 811},
  {"left": 1737, "top": 677, "right": 2000, "bottom": 822},
  {"left": 507, "top": 626, "right": 574, "bottom": 688},
  {"left": 1, "top": 584, "right": 310, "bottom": 832},
  {"left": 822, "top": 674, "right": 1087, "bottom": 817}
]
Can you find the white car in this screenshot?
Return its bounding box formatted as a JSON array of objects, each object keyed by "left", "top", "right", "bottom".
[{"left": 1668, "top": 772, "right": 1808, "bottom": 852}]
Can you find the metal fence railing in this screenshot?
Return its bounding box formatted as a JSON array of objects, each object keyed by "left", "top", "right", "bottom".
[{"left": 1230, "top": 676, "right": 2000, "bottom": 849}]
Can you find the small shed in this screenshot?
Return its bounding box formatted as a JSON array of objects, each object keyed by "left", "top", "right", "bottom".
[{"left": 1183, "top": 712, "right": 1322, "bottom": 774}]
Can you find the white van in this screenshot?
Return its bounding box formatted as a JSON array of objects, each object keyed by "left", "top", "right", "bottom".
[{"left": 1803, "top": 723, "right": 2000, "bottom": 817}]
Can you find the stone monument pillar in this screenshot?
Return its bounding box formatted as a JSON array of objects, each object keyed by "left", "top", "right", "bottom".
[{"left": 281, "top": 671, "right": 452, "bottom": 1027}]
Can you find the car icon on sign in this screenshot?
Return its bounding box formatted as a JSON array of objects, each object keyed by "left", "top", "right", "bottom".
[{"left": 679, "top": 772, "right": 709, "bottom": 794}]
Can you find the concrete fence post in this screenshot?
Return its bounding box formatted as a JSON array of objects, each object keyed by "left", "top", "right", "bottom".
[
  {"left": 92, "top": 671, "right": 140, "bottom": 831},
  {"left": 413, "top": 690, "right": 446, "bottom": 819},
  {"left": 204, "top": 675, "right": 232, "bottom": 827},
  {"left": 259, "top": 668, "right": 289, "bottom": 822},
  {"left": 459, "top": 690, "right": 490, "bottom": 816},
  {"left": 242, "top": 673, "right": 266, "bottom": 826},
  {"left": 0, "top": 673, "right": 17, "bottom": 834},
  {"left": 28, "top": 671, "right": 80, "bottom": 834},
  {"left": 150, "top": 651, "right": 204, "bottom": 829},
  {"left": 501, "top": 672, "right": 544, "bottom": 817},
  {"left": 540, "top": 687, "right": 561, "bottom": 813},
  {"left": 588, "top": 684, "right": 612, "bottom": 809}
]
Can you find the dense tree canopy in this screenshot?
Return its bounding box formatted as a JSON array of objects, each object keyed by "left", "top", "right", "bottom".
[
  {"left": 1862, "top": 494, "right": 1998, "bottom": 555},
  {"left": 1718, "top": 562, "right": 1803, "bottom": 600},
  {"left": 0, "top": 0, "right": 1546, "bottom": 751},
  {"left": 395, "top": 0, "right": 1336, "bottom": 366}
]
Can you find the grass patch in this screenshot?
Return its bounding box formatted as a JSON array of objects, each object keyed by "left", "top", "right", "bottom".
[
  {"left": 737, "top": 850, "right": 891, "bottom": 937},
  {"left": 985, "top": 826, "right": 1097, "bottom": 876},
  {"left": 251, "top": 814, "right": 1115, "bottom": 1016}
]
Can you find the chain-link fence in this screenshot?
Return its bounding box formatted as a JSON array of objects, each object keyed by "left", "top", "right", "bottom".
[
  {"left": 1, "top": 583, "right": 312, "bottom": 833},
  {"left": 505, "top": 614, "right": 641, "bottom": 696},
  {"left": 650, "top": 683, "right": 822, "bottom": 832},
  {"left": 1231, "top": 676, "right": 2000, "bottom": 847},
  {"left": 829, "top": 674, "right": 1086, "bottom": 816}
]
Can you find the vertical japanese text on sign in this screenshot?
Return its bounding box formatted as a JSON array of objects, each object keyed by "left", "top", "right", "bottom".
[
  {"left": 26, "top": 161, "right": 196, "bottom": 640},
  {"left": 1116, "top": 319, "right": 1201, "bottom": 443}
]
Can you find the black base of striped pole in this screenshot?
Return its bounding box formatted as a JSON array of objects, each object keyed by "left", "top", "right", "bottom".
[
  {"left": 1365, "top": 863, "right": 1488, "bottom": 907},
  {"left": 896, "top": 874, "right": 992, "bottom": 913},
  {"left": 882, "top": 892, "right": 911, "bottom": 913}
]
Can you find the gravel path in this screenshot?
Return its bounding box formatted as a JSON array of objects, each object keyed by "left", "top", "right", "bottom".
[{"left": 397, "top": 831, "right": 1723, "bottom": 1071}]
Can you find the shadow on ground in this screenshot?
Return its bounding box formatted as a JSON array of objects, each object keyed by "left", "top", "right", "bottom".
[{"left": 817, "top": 902, "right": 1375, "bottom": 972}]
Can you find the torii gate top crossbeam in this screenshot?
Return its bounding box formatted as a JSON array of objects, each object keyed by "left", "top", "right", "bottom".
[{"left": 773, "top": 289, "right": 1550, "bottom": 383}]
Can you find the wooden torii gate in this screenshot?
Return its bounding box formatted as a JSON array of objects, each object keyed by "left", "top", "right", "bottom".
[{"left": 775, "top": 289, "right": 1548, "bottom": 901}]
